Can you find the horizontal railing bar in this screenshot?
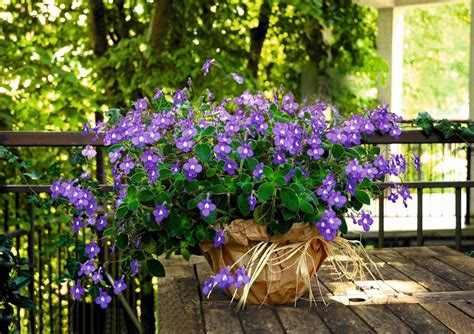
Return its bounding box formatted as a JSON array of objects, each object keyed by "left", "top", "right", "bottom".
[
  {"left": 2, "top": 181, "right": 474, "bottom": 194},
  {"left": 1, "top": 130, "right": 474, "bottom": 146}
]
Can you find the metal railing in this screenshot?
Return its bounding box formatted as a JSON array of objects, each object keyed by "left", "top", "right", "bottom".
[{"left": 1, "top": 130, "right": 473, "bottom": 332}]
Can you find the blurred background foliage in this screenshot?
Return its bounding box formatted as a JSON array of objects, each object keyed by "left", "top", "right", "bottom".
[{"left": 0, "top": 0, "right": 385, "bottom": 131}]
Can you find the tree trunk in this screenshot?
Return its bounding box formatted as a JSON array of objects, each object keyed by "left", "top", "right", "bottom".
[
  {"left": 87, "top": 0, "right": 108, "bottom": 57},
  {"left": 248, "top": 0, "right": 271, "bottom": 78},
  {"left": 147, "top": 0, "right": 171, "bottom": 55}
]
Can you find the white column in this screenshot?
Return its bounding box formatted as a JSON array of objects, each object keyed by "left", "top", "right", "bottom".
[
  {"left": 469, "top": 0, "right": 474, "bottom": 222},
  {"left": 377, "top": 7, "right": 405, "bottom": 115}
]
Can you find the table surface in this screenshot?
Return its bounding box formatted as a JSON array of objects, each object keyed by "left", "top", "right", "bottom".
[{"left": 157, "top": 246, "right": 474, "bottom": 333}]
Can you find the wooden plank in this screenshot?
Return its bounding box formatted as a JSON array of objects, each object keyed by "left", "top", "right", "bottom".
[
  {"left": 421, "top": 302, "right": 474, "bottom": 333},
  {"left": 202, "top": 307, "right": 243, "bottom": 334},
  {"left": 158, "top": 276, "right": 204, "bottom": 333},
  {"left": 350, "top": 305, "right": 414, "bottom": 333},
  {"left": 450, "top": 300, "right": 474, "bottom": 318},
  {"left": 372, "top": 254, "right": 457, "bottom": 291},
  {"left": 437, "top": 255, "right": 474, "bottom": 277},
  {"left": 393, "top": 246, "right": 439, "bottom": 257},
  {"left": 158, "top": 255, "right": 207, "bottom": 267},
  {"left": 409, "top": 256, "right": 474, "bottom": 290},
  {"left": 425, "top": 246, "right": 463, "bottom": 256},
  {"left": 371, "top": 261, "right": 428, "bottom": 292},
  {"left": 238, "top": 307, "right": 285, "bottom": 334},
  {"left": 275, "top": 307, "right": 330, "bottom": 333},
  {"left": 387, "top": 304, "right": 451, "bottom": 333},
  {"left": 314, "top": 303, "right": 374, "bottom": 333}
]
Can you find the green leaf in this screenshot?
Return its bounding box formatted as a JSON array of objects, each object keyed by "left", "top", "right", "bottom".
[
  {"left": 238, "top": 193, "right": 250, "bottom": 216},
  {"left": 9, "top": 295, "right": 35, "bottom": 310},
  {"left": 195, "top": 143, "right": 212, "bottom": 162},
  {"left": 206, "top": 168, "right": 217, "bottom": 177},
  {"left": 128, "top": 199, "right": 139, "bottom": 211},
  {"left": 103, "top": 227, "right": 116, "bottom": 237},
  {"left": 24, "top": 172, "right": 41, "bottom": 180},
  {"left": 14, "top": 276, "right": 31, "bottom": 290},
  {"left": 146, "top": 259, "right": 165, "bottom": 277},
  {"left": 340, "top": 218, "right": 348, "bottom": 234},
  {"left": 331, "top": 144, "right": 344, "bottom": 160},
  {"left": 127, "top": 185, "right": 138, "bottom": 199},
  {"left": 187, "top": 199, "right": 199, "bottom": 209},
  {"left": 257, "top": 182, "right": 275, "bottom": 201},
  {"left": 280, "top": 188, "right": 299, "bottom": 212},
  {"left": 241, "top": 182, "right": 253, "bottom": 194},
  {"left": 200, "top": 126, "right": 216, "bottom": 136},
  {"left": 138, "top": 190, "right": 155, "bottom": 203},
  {"left": 355, "top": 189, "right": 371, "bottom": 205},
  {"left": 263, "top": 166, "right": 274, "bottom": 179},
  {"left": 299, "top": 198, "right": 314, "bottom": 214},
  {"left": 115, "top": 204, "right": 129, "bottom": 220},
  {"left": 181, "top": 248, "right": 191, "bottom": 261},
  {"left": 116, "top": 234, "right": 128, "bottom": 250}
]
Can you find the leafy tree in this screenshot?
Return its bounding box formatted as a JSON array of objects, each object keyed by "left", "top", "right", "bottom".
[{"left": 1, "top": 0, "right": 385, "bottom": 132}]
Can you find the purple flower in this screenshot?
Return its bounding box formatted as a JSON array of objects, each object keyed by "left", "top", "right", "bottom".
[
  {"left": 284, "top": 169, "right": 296, "bottom": 183},
  {"left": 85, "top": 241, "right": 100, "bottom": 259},
  {"left": 413, "top": 154, "right": 421, "bottom": 172},
  {"left": 237, "top": 144, "right": 253, "bottom": 159},
  {"left": 253, "top": 163, "right": 264, "bottom": 180},
  {"left": 316, "top": 210, "right": 341, "bottom": 242},
  {"left": 327, "top": 191, "right": 347, "bottom": 208},
  {"left": 72, "top": 216, "right": 82, "bottom": 234},
  {"left": 223, "top": 159, "right": 238, "bottom": 175},
  {"left": 357, "top": 211, "right": 374, "bottom": 232},
  {"left": 113, "top": 276, "right": 127, "bottom": 295},
  {"left": 183, "top": 157, "right": 202, "bottom": 180},
  {"left": 119, "top": 155, "right": 135, "bottom": 175},
  {"left": 175, "top": 137, "right": 194, "bottom": 152},
  {"left": 140, "top": 150, "right": 159, "bottom": 167},
  {"left": 171, "top": 162, "right": 180, "bottom": 174},
  {"left": 214, "top": 267, "right": 235, "bottom": 289},
  {"left": 234, "top": 267, "right": 250, "bottom": 289},
  {"left": 153, "top": 203, "right": 169, "bottom": 223},
  {"left": 197, "top": 198, "right": 217, "bottom": 217},
  {"left": 153, "top": 89, "right": 162, "bottom": 100},
  {"left": 92, "top": 267, "right": 103, "bottom": 284},
  {"left": 273, "top": 151, "right": 286, "bottom": 165},
  {"left": 202, "top": 58, "right": 215, "bottom": 76},
  {"left": 307, "top": 145, "right": 324, "bottom": 160},
  {"left": 96, "top": 215, "right": 107, "bottom": 231},
  {"left": 388, "top": 190, "right": 398, "bottom": 203},
  {"left": 78, "top": 260, "right": 96, "bottom": 277},
  {"left": 81, "top": 145, "right": 97, "bottom": 159},
  {"left": 213, "top": 230, "right": 226, "bottom": 248},
  {"left": 398, "top": 185, "right": 412, "bottom": 208},
  {"left": 70, "top": 281, "right": 85, "bottom": 300},
  {"left": 231, "top": 73, "right": 244, "bottom": 84},
  {"left": 247, "top": 191, "right": 258, "bottom": 211},
  {"left": 173, "top": 89, "right": 187, "bottom": 105},
  {"left": 213, "top": 142, "right": 232, "bottom": 159},
  {"left": 135, "top": 98, "right": 148, "bottom": 112},
  {"left": 131, "top": 260, "right": 141, "bottom": 276},
  {"left": 95, "top": 289, "right": 112, "bottom": 309},
  {"left": 202, "top": 277, "right": 215, "bottom": 295}
]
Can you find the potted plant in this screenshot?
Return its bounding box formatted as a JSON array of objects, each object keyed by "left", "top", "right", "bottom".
[{"left": 51, "top": 60, "right": 417, "bottom": 309}]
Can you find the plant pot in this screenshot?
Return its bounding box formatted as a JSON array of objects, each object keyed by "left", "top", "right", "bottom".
[{"left": 200, "top": 219, "right": 328, "bottom": 305}]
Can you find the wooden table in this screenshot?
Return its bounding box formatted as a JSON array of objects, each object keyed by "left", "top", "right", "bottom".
[{"left": 158, "top": 246, "right": 474, "bottom": 333}]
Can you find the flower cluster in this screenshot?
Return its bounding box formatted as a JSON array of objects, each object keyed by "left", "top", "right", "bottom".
[
  {"left": 202, "top": 266, "right": 250, "bottom": 296},
  {"left": 51, "top": 60, "right": 417, "bottom": 307}
]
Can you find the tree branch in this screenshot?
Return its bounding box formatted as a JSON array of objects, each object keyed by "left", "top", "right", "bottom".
[
  {"left": 248, "top": 0, "right": 271, "bottom": 78},
  {"left": 87, "top": 0, "right": 108, "bottom": 56},
  {"left": 147, "top": 0, "right": 171, "bottom": 55}
]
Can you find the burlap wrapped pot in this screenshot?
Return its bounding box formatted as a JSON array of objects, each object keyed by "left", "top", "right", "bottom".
[{"left": 200, "top": 219, "right": 328, "bottom": 306}]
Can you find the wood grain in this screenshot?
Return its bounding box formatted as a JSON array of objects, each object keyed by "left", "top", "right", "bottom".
[
  {"left": 421, "top": 302, "right": 474, "bottom": 333},
  {"left": 314, "top": 303, "right": 374, "bottom": 333},
  {"left": 387, "top": 304, "right": 452, "bottom": 333},
  {"left": 350, "top": 305, "right": 414, "bottom": 334},
  {"left": 238, "top": 307, "right": 285, "bottom": 334},
  {"left": 275, "top": 307, "right": 330, "bottom": 333},
  {"left": 202, "top": 307, "right": 243, "bottom": 334}
]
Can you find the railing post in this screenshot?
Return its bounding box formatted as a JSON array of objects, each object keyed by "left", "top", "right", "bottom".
[
  {"left": 417, "top": 188, "right": 423, "bottom": 246},
  {"left": 27, "top": 201, "right": 36, "bottom": 334},
  {"left": 455, "top": 187, "right": 462, "bottom": 251},
  {"left": 378, "top": 194, "right": 385, "bottom": 248}
]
